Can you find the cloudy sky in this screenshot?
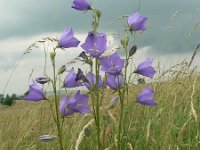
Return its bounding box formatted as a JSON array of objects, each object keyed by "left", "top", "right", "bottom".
[{"left": 0, "top": 0, "right": 199, "bottom": 94}]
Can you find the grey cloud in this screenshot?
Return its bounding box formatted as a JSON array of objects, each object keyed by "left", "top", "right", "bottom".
[{"left": 0, "top": 0, "right": 199, "bottom": 54}]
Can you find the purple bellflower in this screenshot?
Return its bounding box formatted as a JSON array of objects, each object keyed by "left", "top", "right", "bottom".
[
  {"left": 137, "top": 87, "right": 157, "bottom": 106},
  {"left": 128, "top": 12, "right": 147, "bottom": 31},
  {"left": 59, "top": 28, "right": 80, "bottom": 48},
  {"left": 101, "top": 52, "right": 125, "bottom": 75},
  {"left": 105, "top": 74, "right": 123, "bottom": 90},
  {"left": 84, "top": 72, "right": 102, "bottom": 90},
  {"left": 60, "top": 90, "right": 91, "bottom": 116},
  {"left": 64, "top": 68, "right": 82, "bottom": 88},
  {"left": 24, "top": 82, "right": 46, "bottom": 101},
  {"left": 81, "top": 31, "right": 107, "bottom": 58},
  {"left": 35, "top": 77, "right": 50, "bottom": 84},
  {"left": 72, "top": 0, "right": 91, "bottom": 11},
  {"left": 135, "top": 58, "right": 156, "bottom": 79}
]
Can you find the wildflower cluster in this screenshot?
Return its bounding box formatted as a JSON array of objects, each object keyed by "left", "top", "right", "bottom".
[{"left": 23, "top": 0, "right": 157, "bottom": 149}]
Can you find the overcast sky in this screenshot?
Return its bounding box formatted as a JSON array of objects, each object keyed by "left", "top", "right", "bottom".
[{"left": 0, "top": 0, "right": 200, "bottom": 94}]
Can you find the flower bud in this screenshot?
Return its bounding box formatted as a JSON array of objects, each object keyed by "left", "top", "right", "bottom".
[
  {"left": 108, "top": 96, "right": 120, "bottom": 109},
  {"left": 58, "top": 65, "right": 66, "bottom": 75},
  {"left": 50, "top": 52, "right": 56, "bottom": 66},
  {"left": 79, "top": 51, "right": 88, "bottom": 60},
  {"left": 84, "top": 127, "right": 90, "bottom": 136},
  {"left": 39, "top": 135, "right": 56, "bottom": 142},
  {"left": 96, "top": 9, "right": 102, "bottom": 18},
  {"left": 129, "top": 45, "right": 137, "bottom": 57},
  {"left": 76, "top": 68, "right": 89, "bottom": 83},
  {"left": 35, "top": 77, "right": 50, "bottom": 84}
]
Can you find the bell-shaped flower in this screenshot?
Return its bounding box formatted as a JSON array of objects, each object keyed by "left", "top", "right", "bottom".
[
  {"left": 35, "top": 77, "right": 50, "bottom": 84},
  {"left": 60, "top": 90, "right": 91, "bottom": 116},
  {"left": 81, "top": 31, "right": 107, "bottom": 58},
  {"left": 135, "top": 58, "right": 156, "bottom": 79},
  {"left": 128, "top": 12, "right": 147, "bottom": 31},
  {"left": 101, "top": 52, "right": 125, "bottom": 75},
  {"left": 58, "top": 28, "right": 80, "bottom": 48},
  {"left": 105, "top": 74, "right": 123, "bottom": 90},
  {"left": 84, "top": 72, "right": 102, "bottom": 90},
  {"left": 24, "top": 82, "right": 46, "bottom": 101},
  {"left": 64, "top": 68, "right": 82, "bottom": 88},
  {"left": 137, "top": 87, "right": 157, "bottom": 106},
  {"left": 72, "top": 0, "right": 91, "bottom": 11}
]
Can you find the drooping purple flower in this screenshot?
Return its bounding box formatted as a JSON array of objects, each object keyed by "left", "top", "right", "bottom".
[
  {"left": 35, "top": 77, "right": 50, "bottom": 84},
  {"left": 72, "top": 0, "right": 91, "bottom": 11},
  {"left": 137, "top": 87, "right": 157, "bottom": 106},
  {"left": 59, "top": 28, "right": 80, "bottom": 48},
  {"left": 105, "top": 74, "right": 123, "bottom": 90},
  {"left": 84, "top": 72, "right": 102, "bottom": 90},
  {"left": 24, "top": 82, "right": 46, "bottom": 101},
  {"left": 81, "top": 31, "right": 107, "bottom": 58},
  {"left": 101, "top": 52, "right": 125, "bottom": 75},
  {"left": 128, "top": 12, "right": 147, "bottom": 31},
  {"left": 64, "top": 68, "right": 82, "bottom": 88},
  {"left": 60, "top": 90, "right": 91, "bottom": 116},
  {"left": 135, "top": 58, "right": 156, "bottom": 79}
]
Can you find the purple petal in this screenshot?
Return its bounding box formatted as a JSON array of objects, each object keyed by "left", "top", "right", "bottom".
[
  {"left": 81, "top": 31, "right": 107, "bottom": 58},
  {"left": 137, "top": 87, "right": 157, "bottom": 106},
  {"left": 64, "top": 68, "right": 82, "bottom": 88},
  {"left": 128, "top": 12, "right": 147, "bottom": 31},
  {"left": 69, "top": 91, "right": 91, "bottom": 114},
  {"left": 106, "top": 74, "right": 123, "bottom": 90},
  {"left": 72, "top": 0, "right": 91, "bottom": 11},
  {"left": 84, "top": 72, "right": 102, "bottom": 90},
  {"left": 59, "top": 28, "right": 80, "bottom": 48},
  {"left": 24, "top": 82, "right": 45, "bottom": 101},
  {"left": 60, "top": 96, "right": 75, "bottom": 116},
  {"left": 101, "top": 52, "right": 125, "bottom": 75},
  {"left": 137, "top": 58, "right": 156, "bottom": 78}
]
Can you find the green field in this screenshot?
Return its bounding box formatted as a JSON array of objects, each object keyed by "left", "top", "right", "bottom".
[{"left": 0, "top": 69, "right": 200, "bottom": 150}]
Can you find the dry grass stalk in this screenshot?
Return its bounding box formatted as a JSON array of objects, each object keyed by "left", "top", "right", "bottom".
[{"left": 75, "top": 119, "right": 94, "bottom": 150}]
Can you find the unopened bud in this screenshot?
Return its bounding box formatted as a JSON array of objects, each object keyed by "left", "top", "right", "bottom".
[
  {"left": 108, "top": 96, "right": 120, "bottom": 109},
  {"left": 58, "top": 65, "right": 66, "bottom": 75},
  {"left": 35, "top": 77, "right": 50, "bottom": 84},
  {"left": 76, "top": 68, "right": 89, "bottom": 83},
  {"left": 129, "top": 45, "right": 137, "bottom": 57},
  {"left": 96, "top": 9, "right": 102, "bottom": 18},
  {"left": 39, "top": 135, "right": 56, "bottom": 142},
  {"left": 79, "top": 51, "right": 88, "bottom": 60}
]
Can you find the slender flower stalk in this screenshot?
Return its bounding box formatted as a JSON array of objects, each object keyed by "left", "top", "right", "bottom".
[
  {"left": 51, "top": 48, "right": 64, "bottom": 150},
  {"left": 95, "top": 58, "right": 101, "bottom": 149},
  {"left": 117, "top": 30, "right": 129, "bottom": 149}
]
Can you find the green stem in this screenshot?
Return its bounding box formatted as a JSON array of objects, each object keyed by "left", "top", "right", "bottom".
[
  {"left": 52, "top": 50, "right": 64, "bottom": 150},
  {"left": 117, "top": 30, "right": 130, "bottom": 150},
  {"left": 117, "top": 75, "right": 124, "bottom": 150},
  {"left": 95, "top": 58, "right": 101, "bottom": 150}
]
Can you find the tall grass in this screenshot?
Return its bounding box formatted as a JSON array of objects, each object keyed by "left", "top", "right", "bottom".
[{"left": 0, "top": 63, "right": 199, "bottom": 149}]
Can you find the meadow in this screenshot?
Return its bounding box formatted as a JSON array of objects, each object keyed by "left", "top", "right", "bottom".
[
  {"left": 1, "top": 0, "right": 200, "bottom": 150},
  {"left": 0, "top": 63, "right": 200, "bottom": 150}
]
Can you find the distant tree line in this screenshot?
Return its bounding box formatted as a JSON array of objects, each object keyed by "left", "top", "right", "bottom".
[{"left": 0, "top": 94, "right": 23, "bottom": 106}]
